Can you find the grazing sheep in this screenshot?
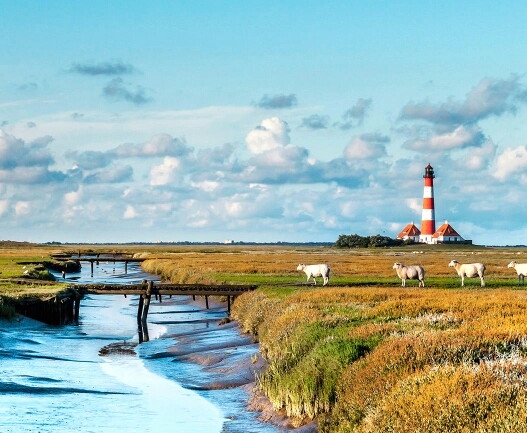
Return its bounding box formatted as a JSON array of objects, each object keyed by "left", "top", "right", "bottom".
[
  {"left": 507, "top": 261, "right": 527, "bottom": 285},
  {"left": 392, "top": 262, "right": 425, "bottom": 287},
  {"left": 296, "top": 263, "right": 330, "bottom": 286},
  {"left": 448, "top": 260, "right": 486, "bottom": 287}
]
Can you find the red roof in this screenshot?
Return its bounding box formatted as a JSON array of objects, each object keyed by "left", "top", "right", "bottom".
[
  {"left": 397, "top": 222, "right": 421, "bottom": 239},
  {"left": 433, "top": 221, "right": 462, "bottom": 238}
]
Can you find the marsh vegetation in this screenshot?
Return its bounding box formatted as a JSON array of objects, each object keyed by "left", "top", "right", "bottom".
[{"left": 3, "top": 242, "right": 527, "bottom": 431}]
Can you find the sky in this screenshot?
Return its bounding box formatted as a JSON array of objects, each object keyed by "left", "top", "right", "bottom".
[{"left": 1, "top": 1, "right": 527, "bottom": 245}]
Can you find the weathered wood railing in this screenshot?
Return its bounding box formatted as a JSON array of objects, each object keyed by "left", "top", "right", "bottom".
[
  {"left": 72, "top": 280, "right": 258, "bottom": 342},
  {"left": 73, "top": 280, "right": 258, "bottom": 320}
]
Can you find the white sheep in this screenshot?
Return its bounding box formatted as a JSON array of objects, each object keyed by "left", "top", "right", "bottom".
[
  {"left": 448, "top": 260, "right": 486, "bottom": 287},
  {"left": 296, "top": 263, "right": 330, "bottom": 286},
  {"left": 392, "top": 262, "right": 425, "bottom": 287},
  {"left": 507, "top": 261, "right": 527, "bottom": 285}
]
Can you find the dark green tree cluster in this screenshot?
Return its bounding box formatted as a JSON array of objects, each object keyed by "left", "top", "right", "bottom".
[{"left": 335, "top": 233, "right": 411, "bottom": 248}]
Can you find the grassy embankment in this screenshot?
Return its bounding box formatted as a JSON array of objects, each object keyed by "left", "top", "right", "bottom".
[
  {"left": 0, "top": 243, "right": 72, "bottom": 318},
  {"left": 141, "top": 244, "right": 527, "bottom": 432},
  {"left": 0, "top": 242, "right": 135, "bottom": 319}
]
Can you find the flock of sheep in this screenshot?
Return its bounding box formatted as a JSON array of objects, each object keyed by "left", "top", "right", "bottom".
[{"left": 297, "top": 260, "right": 527, "bottom": 287}]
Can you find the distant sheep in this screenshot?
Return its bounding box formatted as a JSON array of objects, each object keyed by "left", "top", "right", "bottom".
[
  {"left": 296, "top": 263, "right": 330, "bottom": 286},
  {"left": 507, "top": 261, "right": 527, "bottom": 285},
  {"left": 392, "top": 262, "right": 425, "bottom": 287},
  {"left": 448, "top": 260, "right": 486, "bottom": 287}
]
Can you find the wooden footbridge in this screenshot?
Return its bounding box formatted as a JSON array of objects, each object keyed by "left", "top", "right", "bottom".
[
  {"left": 9, "top": 277, "right": 257, "bottom": 342},
  {"left": 72, "top": 280, "right": 258, "bottom": 342}
]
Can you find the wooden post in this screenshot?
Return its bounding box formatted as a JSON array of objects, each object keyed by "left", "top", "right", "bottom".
[
  {"left": 205, "top": 295, "right": 209, "bottom": 309},
  {"left": 137, "top": 296, "right": 144, "bottom": 326},
  {"left": 90, "top": 260, "right": 94, "bottom": 277},
  {"left": 124, "top": 261, "right": 128, "bottom": 274},
  {"left": 74, "top": 296, "right": 81, "bottom": 323},
  {"left": 142, "top": 281, "right": 153, "bottom": 325},
  {"left": 137, "top": 280, "right": 146, "bottom": 326},
  {"left": 139, "top": 281, "right": 153, "bottom": 343}
]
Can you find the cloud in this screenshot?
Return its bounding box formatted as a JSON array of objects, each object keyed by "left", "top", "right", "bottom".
[
  {"left": 344, "top": 132, "right": 389, "bottom": 160},
  {"left": 493, "top": 145, "right": 527, "bottom": 181},
  {"left": 245, "top": 117, "right": 290, "bottom": 154},
  {"left": 14, "top": 201, "right": 30, "bottom": 216},
  {"left": 0, "top": 130, "right": 55, "bottom": 170},
  {"left": 337, "top": 98, "right": 372, "bottom": 130},
  {"left": 150, "top": 156, "right": 181, "bottom": 186},
  {"left": 400, "top": 75, "right": 527, "bottom": 125},
  {"left": 66, "top": 150, "right": 113, "bottom": 170},
  {"left": 403, "top": 124, "right": 486, "bottom": 152},
  {"left": 17, "top": 82, "right": 38, "bottom": 92},
  {"left": 196, "top": 143, "right": 236, "bottom": 167},
  {"left": 112, "top": 134, "right": 192, "bottom": 158},
  {"left": 64, "top": 188, "right": 83, "bottom": 206},
  {"left": 68, "top": 61, "right": 136, "bottom": 76},
  {"left": 256, "top": 93, "right": 297, "bottom": 109},
  {"left": 84, "top": 165, "right": 133, "bottom": 184},
  {"left": 65, "top": 134, "right": 193, "bottom": 174},
  {"left": 300, "top": 114, "right": 329, "bottom": 130},
  {"left": 103, "top": 78, "right": 152, "bottom": 105},
  {"left": 123, "top": 205, "right": 137, "bottom": 219}
]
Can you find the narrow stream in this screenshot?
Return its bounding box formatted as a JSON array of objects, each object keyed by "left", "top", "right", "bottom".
[{"left": 0, "top": 259, "right": 281, "bottom": 433}]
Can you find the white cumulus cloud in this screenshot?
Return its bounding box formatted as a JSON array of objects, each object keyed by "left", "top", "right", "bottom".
[
  {"left": 123, "top": 205, "right": 137, "bottom": 219},
  {"left": 245, "top": 117, "right": 290, "bottom": 154},
  {"left": 150, "top": 156, "right": 180, "bottom": 186},
  {"left": 493, "top": 145, "right": 527, "bottom": 181}
]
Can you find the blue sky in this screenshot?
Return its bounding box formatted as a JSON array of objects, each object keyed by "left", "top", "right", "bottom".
[{"left": 1, "top": 1, "right": 527, "bottom": 244}]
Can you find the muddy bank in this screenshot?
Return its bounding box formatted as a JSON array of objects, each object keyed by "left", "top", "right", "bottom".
[{"left": 144, "top": 295, "right": 317, "bottom": 432}]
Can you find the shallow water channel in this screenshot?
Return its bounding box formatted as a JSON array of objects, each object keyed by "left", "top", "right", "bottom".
[{"left": 0, "top": 259, "right": 281, "bottom": 433}]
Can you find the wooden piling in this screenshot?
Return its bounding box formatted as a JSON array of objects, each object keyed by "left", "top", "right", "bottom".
[
  {"left": 137, "top": 296, "right": 144, "bottom": 326},
  {"left": 74, "top": 296, "right": 81, "bottom": 323},
  {"left": 141, "top": 281, "right": 153, "bottom": 325}
]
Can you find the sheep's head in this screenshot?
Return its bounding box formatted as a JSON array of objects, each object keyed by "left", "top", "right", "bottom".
[
  {"left": 392, "top": 262, "right": 402, "bottom": 269},
  {"left": 296, "top": 264, "right": 305, "bottom": 271},
  {"left": 508, "top": 261, "right": 517, "bottom": 268},
  {"left": 448, "top": 260, "right": 458, "bottom": 267}
]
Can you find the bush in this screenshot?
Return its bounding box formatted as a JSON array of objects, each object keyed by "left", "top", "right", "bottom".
[{"left": 335, "top": 234, "right": 407, "bottom": 248}]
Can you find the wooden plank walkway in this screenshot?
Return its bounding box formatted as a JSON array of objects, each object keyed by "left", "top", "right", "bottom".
[
  {"left": 72, "top": 280, "right": 258, "bottom": 343},
  {"left": 74, "top": 282, "right": 257, "bottom": 297},
  {"left": 77, "top": 280, "right": 255, "bottom": 320}
]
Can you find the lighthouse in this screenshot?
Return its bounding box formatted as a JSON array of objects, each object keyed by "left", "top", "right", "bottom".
[
  {"left": 420, "top": 163, "right": 436, "bottom": 244},
  {"left": 397, "top": 163, "right": 470, "bottom": 244}
]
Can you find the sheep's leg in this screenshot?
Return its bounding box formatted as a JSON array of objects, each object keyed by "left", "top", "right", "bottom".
[
  {"left": 401, "top": 279, "right": 405, "bottom": 287},
  {"left": 520, "top": 274, "right": 525, "bottom": 286},
  {"left": 461, "top": 275, "right": 465, "bottom": 287},
  {"left": 480, "top": 275, "right": 485, "bottom": 287}
]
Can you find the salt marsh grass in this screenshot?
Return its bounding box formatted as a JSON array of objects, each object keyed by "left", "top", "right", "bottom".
[{"left": 4, "top": 243, "right": 527, "bottom": 431}]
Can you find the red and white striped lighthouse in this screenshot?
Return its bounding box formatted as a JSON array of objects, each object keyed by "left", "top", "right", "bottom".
[{"left": 420, "top": 163, "right": 436, "bottom": 244}]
